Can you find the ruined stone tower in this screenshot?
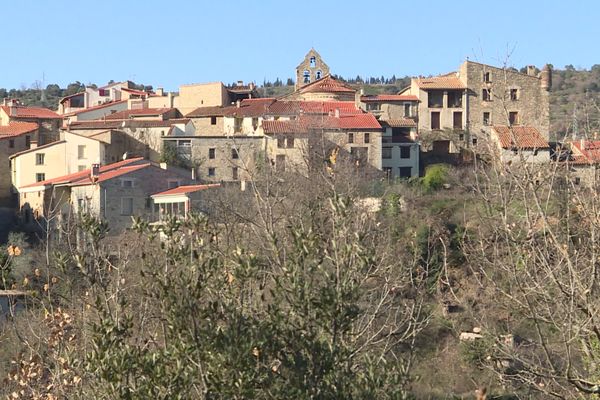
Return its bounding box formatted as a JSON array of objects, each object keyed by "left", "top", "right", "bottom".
[{"left": 295, "top": 48, "right": 330, "bottom": 90}]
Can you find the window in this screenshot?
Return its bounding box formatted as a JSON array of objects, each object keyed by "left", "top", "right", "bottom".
[
  {"left": 459, "top": 133, "right": 465, "bottom": 141},
  {"left": 428, "top": 91, "right": 444, "bottom": 108},
  {"left": 316, "top": 70, "right": 322, "bottom": 80},
  {"left": 509, "top": 112, "right": 519, "bottom": 126},
  {"left": 310, "top": 56, "right": 316, "bottom": 68},
  {"left": 404, "top": 103, "right": 411, "bottom": 117},
  {"left": 25, "top": 136, "right": 31, "bottom": 147},
  {"left": 483, "top": 112, "right": 491, "bottom": 126},
  {"left": 276, "top": 154, "right": 286, "bottom": 172},
  {"left": 399, "top": 167, "right": 412, "bottom": 178},
  {"left": 366, "top": 103, "right": 381, "bottom": 111},
  {"left": 78, "top": 145, "right": 86, "bottom": 159},
  {"left": 303, "top": 70, "right": 310, "bottom": 84},
  {"left": 364, "top": 132, "right": 370, "bottom": 144},
  {"left": 231, "top": 148, "right": 239, "bottom": 159},
  {"left": 287, "top": 137, "right": 294, "bottom": 148},
  {"left": 431, "top": 112, "right": 441, "bottom": 130},
  {"left": 510, "top": 89, "right": 519, "bottom": 101},
  {"left": 234, "top": 117, "right": 243, "bottom": 133},
  {"left": 277, "top": 137, "right": 285, "bottom": 148},
  {"left": 483, "top": 71, "right": 491, "bottom": 83},
  {"left": 447, "top": 91, "right": 463, "bottom": 108},
  {"left": 168, "top": 180, "right": 180, "bottom": 189},
  {"left": 453, "top": 112, "right": 463, "bottom": 130},
  {"left": 482, "top": 89, "right": 492, "bottom": 102},
  {"left": 121, "top": 197, "right": 133, "bottom": 216},
  {"left": 472, "top": 138, "right": 478, "bottom": 145},
  {"left": 208, "top": 167, "right": 216, "bottom": 177},
  {"left": 400, "top": 146, "right": 411, "bottom": 159},
  {"left": 9, "top": 139, "right": 14, "bottom": 148},
  {"left": 382, "top": 147, "right": 392, "bottom": 159},
  {"left": 122, "top": 179, "right": 134, "bottom": 188},
  {"left": 161, "top": 130, "right": 165, "bottom": 136},
  {"left": 348, "top": 132, "right": 354, "bottom": 144},
  {"left": 252, "top": 117, "right": 258, "bottom": 130},
  {"left": 211, "top": 116, "right": 217, "bottom": 125},
  {"left": 232, "top": 166, "right": 239, "bottom": 180},
  {"left": 575, "top": 177, "right": 581, "bottom": 185},
  {"left": 78, "top": 165, "right": 86, "bottom": 172},
  {"left": 208, "top": 148, "right": 215, "bottom": 159},
  {"left": 35, "top": 173, "right": 45, "bottom": 182},
  {"left": 36, "top": 153, "right": 45, "bottom": 165}
]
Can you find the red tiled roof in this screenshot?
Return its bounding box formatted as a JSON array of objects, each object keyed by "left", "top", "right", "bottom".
[
  {"left": 415, "top": 76, "right": 466, "bottom": 90},
  {"left": 152, "top": 184, "right": 221, "bottom": 197},
  {"left": 69, "top": 163, "right": 151, "bottom": 186},
  {"left": 0, "top": 105, "right": 60, "bottom": 119},
  {"left": 570, "top": 140, "right": 600, "bottom": 164},
  {"left": 299, "top": 75, "right": 355, "bottom": 94},
  {"left": 492, "top": 126, "right": 549, "bottom": 149},
  {"left": 380, "top": 118, "right": 417, "bottom": 128},
  {"left": 0, "top": 121, "right": 39, "bottom": 138},
  {"left": 65, "top": 118, "right": 190, "bottom": 130},
  {"left": 59, "top": 91, "right": 85, "bottom": 103},
  {"left": 9, "top": 140, "right": 66, "bottom": 158},
  {"left": 21, "top": 157, "right": 145, "bottom": 189},
  {"left": 360, "top": 95, "right": 419, "bottom": 102},
  {"left": 104, "top": 108, "right": 175, "bottom": 120},
  {"left": 267, "top": 100, "right": 362, "bottom": 115},
  {"left": 262, "top": 113, "right": 381, "bottom": 134},
  {"left": 62, "top": 100, "right": 128, "bottom": 116},
  {"left": 226, "top": 98, "right": 276, "bottom": 117}
]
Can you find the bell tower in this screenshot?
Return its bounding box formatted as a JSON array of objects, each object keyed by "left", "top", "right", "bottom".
[{"left": 295, "top": 48, "right": 330, "bottom": 90}]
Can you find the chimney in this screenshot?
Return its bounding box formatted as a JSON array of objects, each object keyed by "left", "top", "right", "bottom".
[
  {"left": 90, "top": 163, "right": 100, "bottom": 183},
  {"left": 334, "top": 108, "right": 340, "bottom": 118},
  {"left": 541, "top": 64, "right": 552, "bottom": 91},
  {"left": 155, "top": 87, "right": 164, "bottom": 96},
  {"left": 167, "top": 92, "right": 173, "bottom": 108},
  {"left": 237, "top": 80, "right": 243, "bottom": 87},
  {"left": 8, "top": 100, "right": 17, "bottom": 117},
  {"left": 249, "top": 82, "right": 255, "bottom": 90},
  {"left": 160, "top": 162, "right": 168, "bottom": 170},
  {"left": 236, "top": 100, "right": 241, "bottom": 108},
  {"left": 191, "top": 167, "right": 196, "bottom": 181},
  {"left": 29, "top": 140, "right": 38, "bottom": 149},
  {"left": 526, "top": 65, "right": 537, "bottom": 76}
]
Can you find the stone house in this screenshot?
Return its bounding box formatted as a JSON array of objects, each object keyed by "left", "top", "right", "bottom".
[
  {"left": 0, "top": 122, "right": 38, "bottom": 205},
  {"left": 380, "top": 119, "right": 420, "bottom": 178},
  {"left": 0, "top": 99, "right": 62, "bottom": 145},
  {"left": 17, "top": 158, "right": 195, "bottom": 234},
  {"left": 489, "top": 126, "right": 550, "bottom": 164},
  {"left": 399, "top": 60, "right": 551, "bottom": 156},
  {"left": 565, "top": 140, "right": 600, "bottom": 187},
  {"left": 295, "top": 48, "right": 330, "bottom": 89}
]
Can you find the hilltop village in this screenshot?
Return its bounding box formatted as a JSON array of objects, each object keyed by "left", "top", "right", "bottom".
[{"left": 0, "top": 49, "right": 588, "bottom": 235}]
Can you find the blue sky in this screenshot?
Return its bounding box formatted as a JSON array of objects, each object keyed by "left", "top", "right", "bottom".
[{"left": 2, "top": 0, "right": 599, "bottom": 91}]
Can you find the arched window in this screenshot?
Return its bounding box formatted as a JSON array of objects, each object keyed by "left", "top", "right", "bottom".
[
  {"left": 310, "top": 56, "right": 316, "bottom": 68},
  {"left": 316, "top": 70, "right": 322, "bottom": 80},
  {"left": 303, "top": 70, "right": 310, "bottom": 83}
]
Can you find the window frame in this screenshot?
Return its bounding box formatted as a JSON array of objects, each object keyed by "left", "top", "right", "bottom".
[{"left": 121, "top": 197, "right": 134, "bottom": 216}]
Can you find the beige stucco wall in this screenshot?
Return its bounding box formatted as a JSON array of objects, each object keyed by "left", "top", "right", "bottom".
[
  {"left": 177, "top": 82, "right": 228, "bottom": 115},
  {"left": 190, "top": 116, "right": 226, "bottom": 136},
  {"left": 0, "top": 133, "right": 34, "bottom": 203}
]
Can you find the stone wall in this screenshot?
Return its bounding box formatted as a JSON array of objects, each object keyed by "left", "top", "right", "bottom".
[
  {"left": 0, "top": 133, "right": 34, "bottom": 204},
  {"left": 295, "top": 49, "right": 330, "bottom": 89}
]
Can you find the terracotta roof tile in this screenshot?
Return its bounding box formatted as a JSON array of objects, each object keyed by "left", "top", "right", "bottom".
[
  {"left": 415, "top": 76, "right": 466, "bottom": 90},
  {"left": 492, "top": 126, "right": 549, "bottom": 149},
  {"left": 570, "top": 140, "right": 600, "bottom": 164},
  {"left": 380, "top": 118, "right": 417, "bottom": 128},
  {"left": 21, "top": 158, "right": 145, "bottom": 189},
  {"left": 186, "top": 106, "right": 229, "bottom": 117},
  {"left": 0, "top": 105, "right": 60, "bottom": 119},
  {"left": 360, "top": 95, "right": 419, "bottom": 102},
  {"left": 62, "top": 100, "right": 128, "bottom": 116},
  {"left": 262, "top": 113, "right": 381, "bottom": 134},
  {"left": 299, "top": 75, "right": 355, "bottom": 94},
  {"left": 0, "top": 121, "right": 39, "bottom": 138},
  {"left": 66, "top": 118, "right": 190, "bottom": 130},
  {"left": 152, "top": 184, "right": 221, "bottom": 197}
]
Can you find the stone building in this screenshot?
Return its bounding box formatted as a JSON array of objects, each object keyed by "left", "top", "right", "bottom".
[
  {"left": 489, "top": 126, "right": 550, "bottom": 164},
  {"left": 0, "top": 123, "right": 38, "bottom": 205},
  {"left": 17, "top": 158, "right": 196, "bottom": 234},
  {"left": 565, "top": 140, "right": 600, "bottom": 187},
  {"left": 58, "top": 81, "right": 150, "bottom": 115},
  {"left": 295, "top": 48, "right": 330, "bottom": 89},
  {"left": 399, "top": 60, "right": 551, "bottom": 158},
  {"left": 0, "top": 99, "right": 61, "bottom": 145}
]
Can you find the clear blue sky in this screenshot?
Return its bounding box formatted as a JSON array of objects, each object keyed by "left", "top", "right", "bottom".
[{"left": 2, "top": 0, "right": 599, "bottom": 91}]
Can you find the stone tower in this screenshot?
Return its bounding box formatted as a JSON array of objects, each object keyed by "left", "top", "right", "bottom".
[{"left": 295, "top": 48, "right": 330, "bottom": 90}]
